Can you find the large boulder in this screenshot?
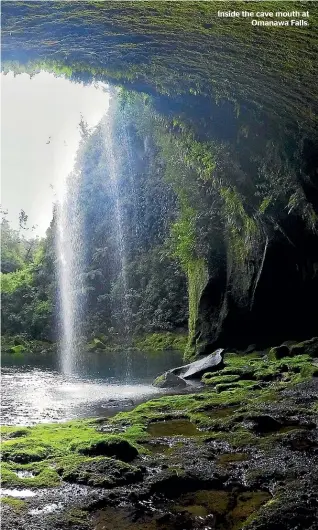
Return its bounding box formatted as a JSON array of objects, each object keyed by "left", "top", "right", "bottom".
[
  {"left": 152, "top": 349, "right": 225, "bottom": 388},
  {"left": 171, "top": 348, "right": 225, "bottom": 379}
]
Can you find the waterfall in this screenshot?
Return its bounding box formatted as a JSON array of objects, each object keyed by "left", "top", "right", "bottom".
[
  {"left": 56, "top": 169, "right": 85, "bottom": 376},
  {"left": 101, "top": 109, "right": 132, "bottom": 379},
  {"left": 56, "top": 97, "right": 132, "bottom": 378}
]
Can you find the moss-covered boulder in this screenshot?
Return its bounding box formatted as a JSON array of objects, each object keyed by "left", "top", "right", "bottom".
[
  {"left": 290, "top": 337, "right": 318, "bottom": 358},
  {"left": 153, "top": 372, "right": 187, "bottom": 389},
  {"left": 57, "top": 455, "right": 143, "bottom": 488},
  {"left": 268, "top": 345, "right": 292, "bottom": 361},
  {"left": 74, "top": 438, "right": 138, "bottom": 463},
  {"left": 202, "top": 373, "right": 240, "bottom": 386}
]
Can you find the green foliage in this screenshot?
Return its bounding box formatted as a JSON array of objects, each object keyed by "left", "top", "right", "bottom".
[
  {"left": 1, "top": 218, "right": 56, "bottom": 340},
  {"left": 133, "top": 332, "right": 188, "bottom": 353},
  {"left": 186, "top": 259, "right": 209, "bottom": 358},
  {"left": 1, "top": 267, "right": 33, "bottom": 294},
  {"left": 220, "top": 186, "right": 259, "bottom": 266},
  {"left": 170, "top": 202, "right": 197, "bottom": 270}
]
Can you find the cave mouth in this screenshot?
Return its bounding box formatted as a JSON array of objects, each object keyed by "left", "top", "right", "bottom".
[{"left": 1, "top": 2, "right": 318, "bottom": 359}]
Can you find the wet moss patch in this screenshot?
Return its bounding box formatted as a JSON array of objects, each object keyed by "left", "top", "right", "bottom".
[
  {"left": 1, "top": 460, "right": 61, "bottom": 488},
  {"left": 217, "top": 452, "right": 250, "bottom": 467},
  {"left": 148, "top": 419, "right": 201, "bottom": 438},
  {"left": 143, "top": 442, "right": 173, "bottom": 455},
  {"left": 1, "top": 497, "right": 26, "bottom": 512}
]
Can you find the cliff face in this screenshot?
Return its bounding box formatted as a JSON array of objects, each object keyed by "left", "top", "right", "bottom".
[
  {"left": 2, "top": 1, "right": 318, "bottom": 355},
  {"left": 197, "top": 225, "right": 318, "bottom": 354},
  {"left": 66, "top": 95, "right": 318, "bottom": 356}
]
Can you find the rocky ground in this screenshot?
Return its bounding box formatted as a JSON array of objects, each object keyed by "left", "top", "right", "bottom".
[{"left": 1, "top": 339, "right": 318, "bottom": 530}]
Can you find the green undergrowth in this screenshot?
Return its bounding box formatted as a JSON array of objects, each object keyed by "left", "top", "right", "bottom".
[
  {"left": 1, "top": 335, "right": 55, "bottom": 356},
  {"left": 85, "top": 332, "right": 187, "bottom": 354},
  {"left": 133, "top": 332, "right": 188, "bottom": 353}
]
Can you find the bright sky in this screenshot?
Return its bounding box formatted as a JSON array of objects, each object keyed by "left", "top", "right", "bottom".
[{"left": 1, "top": 71, "right": 110, "bottom": 236}]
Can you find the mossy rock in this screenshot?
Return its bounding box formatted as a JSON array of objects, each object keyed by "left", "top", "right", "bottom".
[
  {"left": 201, "top": 373, "right": 240, "bottom": 386},
  {"left": 268, "top": 345, "right": 291, "bottom": 361},
  {"left": 1, "top": 497, "right": 26, "bottom": 512},
  {"left": 215, "top": 381, "right": 260, "bottom": 393},
  {"left": 57, "top": 455, "right": 143, "bottom": 488},
  {"left": 1, "top": 444, "right": 51, "bottom": 464},
  {"left": 290, "top": 337, "right": 318, "bottom": 358},
  {"left": 153, "top": 372, "right": 187, "bottom": 388},
  {"left": 74, "top": 438, "right": 138, "bottom": 462}
]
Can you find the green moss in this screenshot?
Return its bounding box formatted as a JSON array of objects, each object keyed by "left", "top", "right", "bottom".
[
  {"left": 1, "top": 426, "right": 31, "bottom": 440},
  {"left": 2, "top": 349, "right": 316, "bottom": 495},
  {"left": 220, "top": 186, "right": 260, "bottom": 268},
  {"left": 217, "top": 452, "right": 249, "bottom": 466},
  {"left": 168, "top": 192, "right": 209, "bottom": 360},
  {"left": 202, "top": 373, "right": 240, "bottom": 385},
  {"left": 1, "top": 460, "right": 60, "bottom": 488},
  {"left": 60, "top": 508, "right": 88, "bottom": 526},
  {"left": 153, "top": 374, "right": 166, "bottom": 387},
  {"left": 2, "top": 1, "right": 317, "bottom": 137},
  {"left": 0, "top": 417, "right": 144, "bottom": 491},
  {"left": 1, "top": 420, "right": 140, "bottom": 462},
  {"left": 185, "top": 258, "right": 209, "bottom": 360},
  {"left": 230, "top": 491, "right": 271, "bottom": 528},
  {"left": 215, "top": 380, "right": 259, "bottom": 393},
  {"left": 173, "top": 489, "right": 230, "bottom": 517},
  {"left": 268, "top": 345, "right": 291, "bottom": 361},
  {"left": 172, "top": 488, "right": 271, "bottom": 529},
  {"left": 147, "top": 419, "right": 201, "bottom": 438},
  {"left": 1, "top": 497, "right": 26, "bottom": 511},
  {"left": 70, "top": 436, "right": 138, "bottom": 462}
]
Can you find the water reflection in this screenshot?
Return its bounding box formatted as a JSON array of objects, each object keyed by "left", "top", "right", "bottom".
[{"left": 1, "top": 349, "right": 183, "bottom": 426}]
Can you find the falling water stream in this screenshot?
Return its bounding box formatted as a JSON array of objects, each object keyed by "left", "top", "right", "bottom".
[
  {"left": 57, "top": 169, "right": 85, "bottom": 376},
  {"left": 57, "top": 99, "right": 132, "bottom": 378},
  {"left": 101, "top": 111, "right": 132, "bottom": 379}
]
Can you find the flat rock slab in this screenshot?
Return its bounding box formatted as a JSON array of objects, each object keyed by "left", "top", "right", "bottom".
[
  {"left": 153, "top": 349, "right": 225, "bottom": 387},
  {"left": 170, "top": 348, "right": 225, "bottom": 380}
]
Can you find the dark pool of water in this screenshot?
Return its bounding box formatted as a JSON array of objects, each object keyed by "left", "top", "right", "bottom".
[{"left": 1, "top": 349, "right": 185, "bottom": 426}]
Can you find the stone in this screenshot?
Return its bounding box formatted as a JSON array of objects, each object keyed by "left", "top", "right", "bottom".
[
  {"left": 153, "top": 372, "right": 187, "bottom": 388},
  {"left": 153, "top": 349, "right": 224, "bottom": 387},
  {"left": 290, "top": 337, "right": 318, "bottom": 358},
  {"left": 79, "top": 439, "right": 138, "bottom": 462},
  {"left": 171, "top": 349, "right": 225, "bottom": 380},
  {"left": 268, "top": 345, "right": 291, "bottom": 360}
]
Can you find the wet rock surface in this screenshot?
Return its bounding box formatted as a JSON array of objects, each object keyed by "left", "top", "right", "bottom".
[{"left": 2, "top": 357, "right": 318, "bottom": 530}]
